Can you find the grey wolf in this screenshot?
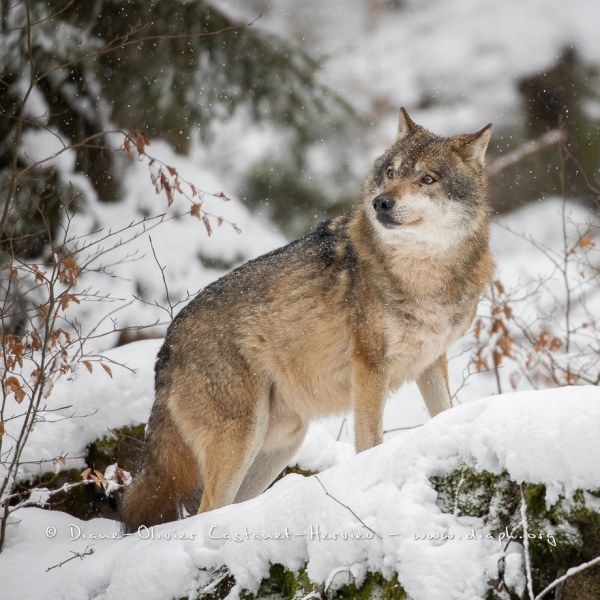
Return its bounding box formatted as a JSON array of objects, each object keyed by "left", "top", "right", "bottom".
[{"left": 120, "top": 108, "right": 494, "bottom": 532}]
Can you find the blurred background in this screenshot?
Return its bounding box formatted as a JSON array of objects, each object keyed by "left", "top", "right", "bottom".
[{"left": 1, "top": 0, "right": 599, "bottom": 350}]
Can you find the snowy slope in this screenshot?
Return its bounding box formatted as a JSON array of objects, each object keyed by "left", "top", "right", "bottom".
[{"left": 1, "top": 386, "right": 598, "bottom": 600}]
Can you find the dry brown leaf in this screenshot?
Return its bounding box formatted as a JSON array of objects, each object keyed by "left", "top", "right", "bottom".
[
  {"left": 134, "top": 130, "right": 150, "bottom": 154},
  {"left": 202, "top": 215, "right": 212, "bottom": 236},
  {"left": 123, "top": 136, "right": 132, "bottom": 158},
  {"left": 496, "top": 334, "right": 512, "bottom": 357},
  {"left": 473, "top": 318, "right": 482, "bottom": 340},
  {"left": 4, "top": 376, "right": 26, "bottom": 403},
  {"left": 577, "top": 234, "right": 595, "bottom": 249},
  {"left": 101, "top": 363, "right": 113, "bottom": 378},
  {"left": 550, "top": 337, "right": 561, "bottom": 350},
  {"left": 534, "top": 331, "right": 549, "bottom": 352},
  {"left": 32, "top": 265, "right": 45, "bottom": 284},
  {"left": 60, "top": 293, "right": 80, "bottom": 311},
  {"left": 190, "top": 203, "right": 201, "bottom": 219}
]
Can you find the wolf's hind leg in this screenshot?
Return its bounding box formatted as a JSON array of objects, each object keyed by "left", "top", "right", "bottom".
[
  {"left": 179, "top": 385, "right": 271, "bottom": 514},
  {"left": 234, "top": 416, "right": 307, "bottom": 503},
  {"left": 193, "top": 418, "right": 268, "bottom": 513}
]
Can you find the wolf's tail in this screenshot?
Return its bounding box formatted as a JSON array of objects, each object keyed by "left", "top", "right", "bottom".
[{"left": 120, "top": 398, "right": 200, "bottom": 534}]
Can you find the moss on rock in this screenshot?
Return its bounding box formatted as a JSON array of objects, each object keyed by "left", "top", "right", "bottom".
[
  {"left": 237, "top": 564, "right": 406, "bottom": 600},
  {"left": 432, "top": 463, "right": 600, "bottom": 599}
]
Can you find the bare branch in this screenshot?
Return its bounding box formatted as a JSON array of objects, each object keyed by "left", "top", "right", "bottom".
[
  {"left": 45, "top": 546, "right": 94, "bottom": 572},
  {"left": 487, "top": 129, "right": 566, "bottom": 179},
  {"left": 520, "top": 484, "right": 535, "bottom": 600},
  {"left": 534, "top": 555, "right": 600, "bottom": 600}
]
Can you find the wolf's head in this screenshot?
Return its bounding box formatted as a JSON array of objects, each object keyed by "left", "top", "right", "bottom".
[{"left": 362, "top": 108, "right": 492, "bottom": 254}]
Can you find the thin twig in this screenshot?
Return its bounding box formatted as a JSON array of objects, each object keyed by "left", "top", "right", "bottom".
[
  {"left": 149, "top": 236, "right": 174, "bottom": 320},
  {"left": 335, "top": 417, "right": 348, "bottom": 441},
  {"left": 313, "top": 475, "right": 380, "bottom": 539},
  {"left": 201, "top": 568, "right": 232, "bottom": 594},
  {"left": 534, "top": 555, "right": 600, "bottom": 600},
  {"left": 520, "top": 484, "right": 535, "bottom": 600},
  {"left": 45, "top": 546, "right": 94, "bottom": 572}
]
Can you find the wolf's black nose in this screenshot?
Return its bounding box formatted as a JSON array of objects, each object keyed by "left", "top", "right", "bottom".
[{"left": 372, "top": 194, "right": 395, "bottom": 212}]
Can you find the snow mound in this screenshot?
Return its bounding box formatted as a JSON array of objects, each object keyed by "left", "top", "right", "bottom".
[{"left": 2, "top": 386, "right": 598, "bottom": 600}]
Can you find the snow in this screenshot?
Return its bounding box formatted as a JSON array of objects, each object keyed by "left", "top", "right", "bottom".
[
  {"left": 3, "top": 194, "right": 598, "bottom": 496},
  {"left": 2, "top": 386, "right": 598, "bottom": 600},
  {"left": 20, "top": 127, "right": 76, "bottom": 174},
  {"left": 56, "top": 138, "right": 286, "bottom": 351}
]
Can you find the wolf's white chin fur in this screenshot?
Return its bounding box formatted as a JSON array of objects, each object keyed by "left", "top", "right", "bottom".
[{"left": 369, "top": 193, "right": 472, "bottom": 256}]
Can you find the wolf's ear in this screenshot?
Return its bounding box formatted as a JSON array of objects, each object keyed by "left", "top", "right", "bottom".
[
  {"left": 397, "top": 107, "right": 418, "bottom": 140},
  {"left": 456, "top": 124, "right": 493, "bottom": 169}
]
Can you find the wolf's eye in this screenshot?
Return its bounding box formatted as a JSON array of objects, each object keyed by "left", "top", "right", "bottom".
[
  {"left": 386, "top": 167, "right": 395, "bottom": 180},
  {"left": 421, "top": 175, "right": 435, "bottom": 185}
]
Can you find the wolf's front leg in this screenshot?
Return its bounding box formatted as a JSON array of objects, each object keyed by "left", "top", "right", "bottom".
[
  {"left": 416, "top": 354, "right": 452, "bottom": 416},
  {"left": 352, "top": 358, "right": 387, "bottom": 453}
]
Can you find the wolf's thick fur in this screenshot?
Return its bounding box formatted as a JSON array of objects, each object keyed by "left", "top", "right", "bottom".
[{"left": 120, "top": 109, "right": 494, "bottom": 532}]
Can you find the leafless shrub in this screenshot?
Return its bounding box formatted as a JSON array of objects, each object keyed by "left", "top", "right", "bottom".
[
  {"left": 0, "top": 1, "right": 243, "bottom": 552},
  {"left": 472, "top": 132, "right": 600, "bottom": 393}
]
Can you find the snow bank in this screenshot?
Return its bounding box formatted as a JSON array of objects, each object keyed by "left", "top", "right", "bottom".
[{"left": 2, "top": 386, "right": 598, "bottom": 600}]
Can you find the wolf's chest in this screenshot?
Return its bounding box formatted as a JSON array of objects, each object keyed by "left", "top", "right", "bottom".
[{"left": 383, "top": 299, "right": 468, "bottom": 385}]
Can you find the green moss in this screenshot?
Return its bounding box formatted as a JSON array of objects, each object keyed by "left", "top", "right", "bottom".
[
  {"left": 241, "top": 564, "right": 312, "bottom": 599},
  {"left": 237, "top": 565, "right": 406, "bottom": 600},
  {"left": 433, "top": 464, "right": 600, "bottom": 599},
  {"left": 432, "top": 464, "right": 516, "bottom": 528},
  {"left": 86, "top": 423, "right": 146, "bottom": 475},
  {"left": 276, "top": 464, "right": 318, "bottom": 480},
  {"left": 11, "top": 424, "right": 147, "bottom": 521},
  {"left": 334, "top": 572, "right": 406, "bottom": 600}
]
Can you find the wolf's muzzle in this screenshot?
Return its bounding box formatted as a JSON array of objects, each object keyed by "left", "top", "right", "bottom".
[{"left": 372, "top": 194, "right": 396, "bottom": 213}]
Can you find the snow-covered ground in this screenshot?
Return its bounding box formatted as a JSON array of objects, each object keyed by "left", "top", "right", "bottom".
[
  {"left": 2, "top": 386, "right": 599, "bottom": 600},
  {"left": 217, "top": 0, "right": 600, "bottom": 167}
]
